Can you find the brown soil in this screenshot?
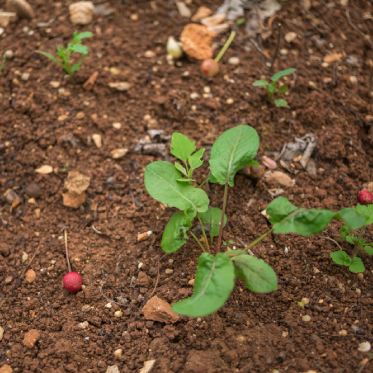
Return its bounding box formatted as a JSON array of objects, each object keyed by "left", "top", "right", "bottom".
[{"left": 1, "top": 0, "right": 373, "bottom": 372}]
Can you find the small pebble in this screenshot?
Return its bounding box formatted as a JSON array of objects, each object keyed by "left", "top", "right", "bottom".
[
  {"left": 280, "top": 48, "right": 288, "bottom": 55},
  {"left": 350, "top": 76, "right": 358, "bottom": 84},
  {"left": 339, "top": 329, "right": 347, "bottom": 336},
  {"left": 21, "top": 72, "right": 30, "bottom": 81},
  {"left": 165, "top": 269, "right": 174, "bottom": 275},
  {"left": 301, "top": 297, "right": 310, "bottom": 305},
  {"left": 203, "top": 86, "right": 211, "bottom": 94},
  {"left": 226, "top": 98, "right": 234, "bottom": 105},
  {"left": 22, "top": 252, "right": 29, "bottom": 262},
  {"left": 78, "top": 321, "right": 89, "bottom": 329},
  {"left": 4, "top": 276, "right": 13, "bottom": 284},
  {"left": 114, "top": 349, "right": 122, "bottom": 357},
  {"left": 130, "top": 13, "right": 138, "bottom": 21},
  {"left": 190, "top": 92, "right": 199, "bottom": 100},
  {"left": 112, "top": 122, "right": 121, "bottom": 129},
  {"left": 25, "top": 183, "right": 41, "bottom": 198},
  {"left": 5, "top": 50, "right": 14, "bottom": 58},
  {"left": 0, "top": 326, "right": 4, "bottom": 341},
  {"left": 23, "top": 329, "right": 40, "bottom": 348},
  {"left": 105, "top": 303, "right": 112, "bottom": 309},
  {"left": 144, "top": 50, "right": 155, "bottom": 58},
  {"left": 357, "top": 273, "right": 364, "bottom": 280},
  {"left": 228, "top": 56, "right": 240, "bottom": 65},
  {"left": 76, "top": 111, "right": 85, "bottom": 120},
  {"left": 284, "top": 32, "right": 297, "bottom": 43},
  {"left": 114, "top": 310, "right": 123, "bottom": 317},
  {"left": 302, "top": 315, "right": 311, "bottom": 322},
  {"left": 188, "top": 279, "right": 195, "bottom": 286}
]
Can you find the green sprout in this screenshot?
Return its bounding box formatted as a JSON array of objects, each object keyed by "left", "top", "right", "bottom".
[
  {"left": 36, "top": 31, "right": 92, "bottom": 77},
  {"left": 0, "top": 55, "right": 6, "bottom": 74},
  {"left": 253, "top": 68, "right": 296, "bottom": 107}
]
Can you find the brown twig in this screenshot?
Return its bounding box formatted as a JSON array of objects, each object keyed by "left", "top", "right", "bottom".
[
  {"left": 149, "top": 255, "right": 160, "bottom": 299},
  {"left": 318, "top": 236, "right": 343, "bottom": 251},
  {"left": 270, "top": 23, "right": 282, "bottom": 71},
  {"left": 346, "top": 10, "right": 373, "bottom": 49}
]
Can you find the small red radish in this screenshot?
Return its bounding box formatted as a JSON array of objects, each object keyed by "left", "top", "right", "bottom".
[
  {"left": 200, "top": 30, "right": 236, "bottom": 78},
  {"left": 359, "top": 190, "right": 373, "bottom": 205},
  {"left": 62, "top": 227, "right": 82, "bottom": 293},
  {"left": 63, "top": 272, "right": 82, "bottom": 293}
]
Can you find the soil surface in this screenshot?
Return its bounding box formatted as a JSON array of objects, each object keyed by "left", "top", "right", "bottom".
[{"left": 1, "top": 0, "right": 373, "bottom": 372}]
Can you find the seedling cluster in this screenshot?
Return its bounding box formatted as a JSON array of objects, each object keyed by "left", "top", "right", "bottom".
[
  {"left": 144, "top": 126, "right": 366, "bottom": 317},
  {"left": 253, "top": 68, "right": 296, "bottom": 107},
  {"left": 37, "top": 31, "right": 92, "bottom": 77}
]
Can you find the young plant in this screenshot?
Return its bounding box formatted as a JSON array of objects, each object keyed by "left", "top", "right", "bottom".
[
  {"left": 253, "top": 68, "right": 296, "bottom": 107},
  {"left": 62, "top": 227, "right": 82, "bottom": 293},
  {"left": 144, "top": 125, "right": 365, "bottom": 317},
  {"left": 201, "top": 30, "right": 236, "bottom": 77},
  {"left": 36, "top": 31, "right": 92, "bottom": 77},
  {"left": 0, "top": 55, "right": 5, "bottom": 74},
  {"left": 332, "top": 200, "right": 372, "bottom": 273}
]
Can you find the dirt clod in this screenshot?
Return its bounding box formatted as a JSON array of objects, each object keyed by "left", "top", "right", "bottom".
[
  {"left": 23, "top": 329, "right": 40, "bottom": 348},
  {"left": 142, "top": 296, "right": 180, "bottom": 324}
]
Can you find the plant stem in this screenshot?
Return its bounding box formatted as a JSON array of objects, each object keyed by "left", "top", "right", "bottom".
[
  {"left": 215, "top": 31, "right": 236, "bottom": 63},
  {"left": 270, "top": 23, "right": 282, "bottom": 72},
  {"left": 352, "top": 225, "right": 366, "bottom": 259},
  {"left": 198, "top": 178, "right": 209, "bottom": 188},
  {"left": 190, "top": 231, "right": 205, "bottom": 253},
  {"left": 244, "top": 228, "right": 274, "bottom": 250},
  {"left": 216, "top": 182, "right": 229, "bottom": 252},
  {"left": 196, "top": 212, "right": 210, "bottom": 253},
  {"left": 62, "top": 227, "right": 72, "bottom": 273}
]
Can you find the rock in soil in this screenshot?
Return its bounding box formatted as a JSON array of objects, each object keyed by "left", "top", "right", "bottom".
[
  {"left": 25, "top": 183, "right": 42, "bottom": 198},
  {"left": 139, "top": 359, "right": 156, "bottom": 373},
  {"left": 23, "top": 329, "right": 40, "bottom": 348},
  {"left": 62, "top": 191, "right": 86, "bottom": 208},
  {"left": 25, "top": 269, "right": 36, "bottom": 283},
  {"left": 0, "top": 365, "right": 12, "bottom": 373},
  {"left": 5, "top": 0, "right": 34, "bottom": 19},
  {"left": 0, "top": 326, "right": 4, "bottom": 340},
  {"left": 69, "top": 1, "right": 94, "bottom": 25},
  {"left": 192, "top": 6, "right": 211, "bottom": 21},
  {"left": 105, "top": 366, "right": 120, "bottom": 373},
  {"left": 64, "top": 170, "right": 90, "bottom": 194},
  {"left": 142, "top": 296, "right": 179, "bottom": 324}
]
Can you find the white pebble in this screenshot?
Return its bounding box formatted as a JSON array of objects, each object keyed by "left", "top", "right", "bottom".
[
  {"left": 105, "top": 303, "right": 113, "bottom": 309},
  {"left": 203, "top": 86, "right": 211, "bottom": 94},
  {"left": 226, "top": 98, "right": 234, "bottom": 105},
  {"left": 112, "top": 122, "right": 121, "bottom": 129},
  {"left": 114, "top": 349, "right": 122, "bottom": 357},
  {"left": 190, "top": 92, "right": 199, "bottom": 100},
  {"left": 165, "top": 269, "right": 174, "bottom": 275},
  {"left": 228, "top": 57, "right": 240, "bottom": 65},
  {"left": 302, "top": 315, "right": 311, "bottom": 322},
  {"left": 114, "top": 310, "right": 123, "bottom": 317}
]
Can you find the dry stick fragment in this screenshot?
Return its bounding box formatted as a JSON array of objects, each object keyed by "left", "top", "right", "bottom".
[
  {"left": 148, "top": 255, "right": 160, "bottom": 299},
  {"left": 346, "top": 10, "right": 373, "bottom": 50},
  {"left": 270, "top": 23, "right": 282, "bottom": 72},
  {"left": 318, "top": 236, "right": 343, "bottom": 251}
]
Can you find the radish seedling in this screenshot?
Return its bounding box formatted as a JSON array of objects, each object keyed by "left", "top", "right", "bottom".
[
  {"left": 62, "top": 227, "right": 82, "bottom": 293},
  {"left": 144, "top": 126, "right": 365, "bottom": 317},
  {"left": 253, "top": 68, "right": 296, "bottom": 107},
  {"left": 332, "top": 197, "right": 372, "bottom": 273},
  {"left": 201, "top": 30, "right": 236, "bottom": 77},
  {"left": 36, "top": 31, "right": 92, "bottom": 77}
]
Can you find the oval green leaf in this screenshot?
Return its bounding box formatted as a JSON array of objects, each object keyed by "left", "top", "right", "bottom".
[
  {"left": 349, "top": 257, "right": 365, "bottom": 273},
  {"left": 172, "top": 253, "right": 235, "bottom": 317},
  {"left": 233, "top": 254, "right": 277, "bottom": 293},
  {"left": 271, "top": 68, "right": 296, "bottom": 82},
  {"left": 170, "top": 133, "right": 196, "bottom": 162},
  {"left": 144, "top": 161, "right": 209, "bottom": 219},
  {"left": 161, "top": 212, "right": 192, "bottom": 253},
  {"left": 209, "top": 125, "right": 259, "bottom": 186}
]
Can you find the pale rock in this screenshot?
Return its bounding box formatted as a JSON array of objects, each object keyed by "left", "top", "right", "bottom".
[
  {"left": 81, "top": 304, "right": 92, "bottom": 312},
  {"left": 4, "top": 276, "right": 13, "bottom": 284},
  {"left": 114, "top": 349, "right": 122, "bottom": 357},
  {"left": 62, "top": 191, "right": 86, "bottom": 208},
  {"left": 23, "top": 329, "right": 40, "bottom": 348},
  {"left": 105, "top": 303, "right": 113, "bottom": 309},
  {"left": 140, "top": 360, "right": 156, "bottom": 373},
  {"left": 108, "top": 82, "right": 131, "bottom": 91},
  {"left": 226, "top": 98, "right": 234, "bottom": 105},
  {"left": 302, "top": 315, "right": 311, "bottom": 322},
  {"left": 175, "top": 1, "right": 191, "bottom": 18},
  {"left": 130, "top": 14, "right": 138, "bottom": 21},
  {"left": 111, "top": 148, "right": 128, "bottom": 159},
  {"left": 323, "top": 53, "right": 342, "bottom": 63},
  {"left": 105, "top": 366, "right": 120, "bottom": 373},
  {"left": 350, "top": 76, "right": 358, "bottom": 84},
  {"left": 339, "top": 329, "right": 348, "bottom": 336},
  {"left": 0, "top": 12, "right": 17, "bottom": 28},
  {"left": 265, "top": 171, "right": 295, "bottom": 188},
  {"left": 76, "top": 111, "right": 85, "bottom": 120},
  {"left": 308, "top": 81, "right": 317, "bottom": 89},
  {"left": 35, "top": 165, "right": 53, "bottom": 174},
  {"left": 92, "top": 134, "right": 102, "bottom": 148},
  {"left": 69, "top": 1, "right": 94, "bottom": 25},
  {"left": 180, "top": 24, "right": 215, "bottom": 60},
  {"left": 0, "top": 326, "right": 4, "bottom": 340},
  {"left": 191, "top": 6, "right": 212, "bottom": 22},
  {"left": 142, "top": 296, "right": 180, "bottom": 324},
  {"left": 22, "top": 251, "right": 29, "bottom": 262},
  {"left": 25, "top": 269, "right": 36, "bottom": 283},
  {"left": 6, "top": 0, "right": 34, "bottom": 19},
  {"left": 188, "top": 279, "right": 195, "bottom": 286},
  {"left": 201, "top": 13, "right": 226, "bottom": 27},
  {"left": 78, "top": 321, "right": 89, "bottom": 329},
  {"left": 144, "top": 50, "right": 155, "bottom": 58},
  {"left": 165, "top": 269, "right": 173, "bottom": 275},
  {"left": 228, "top": 56, "right": 240, "bottom": 65},
  {"left": 5, "top": 50, "right": 14, "bottom": 58},
  {"left": 358, "top": 342, "right": 371, "bottom": 352},
  {"left": 21, "top": 72, "right": 30, "bottom": 81},
  {"left": 114, "top": 310, "right": 123, "bottom": 317},
  {"left": 285, "top": 32, "right": 297, "bottom": 43},
  {"left": 301, "top": 297, "right": 310, "bottom": 305},
  {"left": 64, "top": 170, "right": 90, "bottom": 194},
  {"left": 280, "top": 48, "right": 288, "bottom": 55},
  {"left": 112, "top": 122, "right": 121, "bottom": 129},
  {"left": 0, "top": 27, "right": 4, "bottom": 35},
  {"left": 207, "top": 23, "right": 230, "bottom": 35},
  {"left": 340, "top": 0, "right": 348, "bottom": 5}
]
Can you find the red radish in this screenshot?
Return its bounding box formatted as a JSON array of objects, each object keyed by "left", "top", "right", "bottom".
[
  {"left": 201, "top": 59, "right": 219, "bottom": 77},
  {"left": 62, "top": 227, "right": 82, "bottom": 293},
  {"left": 200, "top": 30, "right": 236, "bottom": 78},
  {"left": 63, "top": 272, "right": 82, "bottom": 293},
  {"left": 358, "top": 190, "right": 373, "bottom": 205}
]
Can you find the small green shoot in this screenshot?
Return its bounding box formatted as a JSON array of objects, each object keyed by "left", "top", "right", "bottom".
[
  {"left": 0, "top": 55, "right": 6, "bottom": 74},
  {"left": 144, "top": 126, "right": 365, "bottom": 317},
  {"left": 253, "top": 68, "right": 296, "bottom": 107},
  {"left": 236, "top": 18, "right": 245, "bottom": 26},
  {"left": 36, "top": 31, "right": 92, "bottom": 77},
  {"left": 331, "top": 204, "right": 372, "bottom": 273}
]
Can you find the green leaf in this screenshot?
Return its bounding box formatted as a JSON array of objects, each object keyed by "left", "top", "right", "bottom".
[
  {"left": 170, "top": 133, "right": 196, "bottom": 162},
  {"left": 330, "top": 251, "right": 351, "bottom": 266},
  {"left": 346, "top": 235, "right": 358, "bottom": 245},
  {"left": 335, "top": 208, "right": 367, "bottom": 230},
  {"left": 73, "top": 31, "right": 93, "bottom": 42},
  {"left": 57, "top": 46, "right": 66, "bottom": 60},
  {"left": 199, "top": 207, "right": 227, "bottom": 238},
  {"left": 144, "top": 161, "right": 209, "bottom": 219},
  {"left": 349, "top": 257, "right": 365, "bottom": 273},
  {"left": 69, "top": 44, "right": 89, "bottom": 55},
  {"left": 0, "top": 55, "right": 6, "bottom": 73},
  {"left": 267, "top": 197, "right": 299, "bottom": 224},
  {"left": 356, "top": 205, "right": 373, "bottom": 225},
  {"left": 224, "top": 249, "right": 247, "bottom": 258},
  {"left": 247, "top": 160, "right": 260, "bottom": 167},
  {"left": 233, "top": 255, "right": 277, "bottom": 293},
  {"left": 340, "top": 225, "right": 351, "bottom": 239},
  {"left": 72, "top": 57, "right": 88, "bottom": 72},
  {"left": 209, "top": 173, "right": 218, "bottom": 183},
  {"left": 253, "top": 80, "right": 268, "bottom": 87},
  {"left": 236, "top": 17, "right": 245, "bottom": 26},
  {"left": 161, "top": 212, "right": 192, "bottom": 253},
  {"left": 229, "top": 240, "right": 234, "bottom": 244},
  {"left": 177, "top": 177, "right": 195, "bottom": 183},
  {"left": 188, "top": 148, "right": 205, "bottom": 171},
  {"left": 209, "top": 125, "right": 259, "bottom": 186},
  {"left": 278, "top": 84, "right": 288, "bottom": 94},
  {"left": 175, "top": 162, "right": 187, "bottom": 176},
  {"left": 268, "top": 83, "right": 276, "bottom": 94},
  {"left": 364, "top": 246, "right": 373, "bottom": 255},
  {"left": 271, "top": 68, "right": 296, "bottom": 82},
  {"left": 274, "top": 98, "right": 288, "bottom": 107},
  {"left": 172, "top": 253, "right": 235, "bottom": 317},
  {"left": 36, "top": 51, "right": 63, "bottom": 67}
]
